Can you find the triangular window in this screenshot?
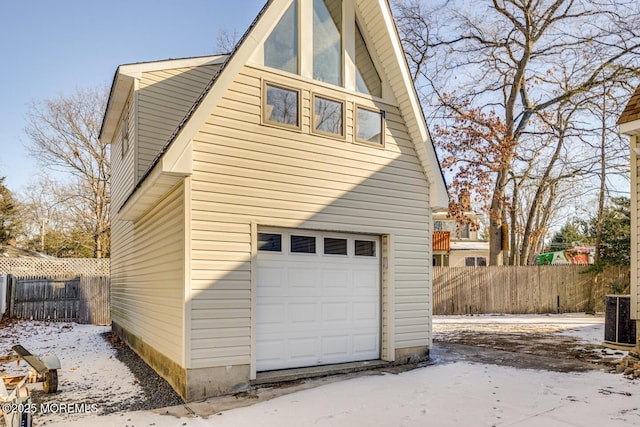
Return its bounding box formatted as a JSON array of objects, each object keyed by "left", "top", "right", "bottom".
[
  {"left": 313, "top": 0, "right": 342, "bottom": 86},
  {"left": 355, "top": 23, "right": 381, "bottom": 97},
  {"left": 264, "top": 1, "right": 298, "bottom": 74}
]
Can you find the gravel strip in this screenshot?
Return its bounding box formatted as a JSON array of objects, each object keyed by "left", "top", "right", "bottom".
[{"left": 100, "top": 332, "right": 183, "bottom": 413}]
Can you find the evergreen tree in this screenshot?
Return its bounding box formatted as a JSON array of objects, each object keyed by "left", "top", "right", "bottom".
[
  {"left": 545, "top": 219, "right": 590, "bottom": 253},
  {"left": 0, "top": 177, "right": 21, "bottom": 244},
  {"left": 591, "top": 197, "right": 630, "bottom": 265}
]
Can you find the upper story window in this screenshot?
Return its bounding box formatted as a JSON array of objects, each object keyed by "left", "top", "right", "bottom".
[
  {"left": 261, "top": 1, "right": 383, "bottom": 99},
  {"left": 313, "top": 0, "right": 342, "bottom": 86},
  {"left": 313, "top": 94, "right": 344, "bottom": 137},
  {"left": 264, "top": 1, "right": 298, "bottom": 74},
  {"left": 120, "top": 106, "right": 130, "bottom": 159},
  {"left": 355, "top": 106, "right": 384, "bottom": 145},
  {"left": 355, "top": 23, "right": 381, "bottom": 98},
  {"left": 459, "top": 223, "right": 471, "bottom": 239},
  {"left": 264, "top": 82, "right": 300, "bottom": 129}
]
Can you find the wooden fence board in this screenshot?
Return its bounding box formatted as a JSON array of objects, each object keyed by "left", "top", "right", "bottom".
[
  {"left": 7, "top": 274, "right": 110, "bottom": 325},
  {"left": 433, "top": 265, "right": 630, "bottom": 315}
]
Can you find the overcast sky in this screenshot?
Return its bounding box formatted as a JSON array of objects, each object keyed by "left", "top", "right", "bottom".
[{"left": 0, "top": 0, "right": 266, "bottom": 192}]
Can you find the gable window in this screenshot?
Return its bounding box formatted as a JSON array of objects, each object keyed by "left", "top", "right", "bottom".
[
  {"left": 264, "top": 82, "right": 300, "bottom": 128},
  {"left": 355, "top": 23, "right": 381, "bottom": 98},
  {"left": 313, "top": 94, "right": 344, "bottom": 137},
  {"left": 313, "top": 0, "right": 342, "bottom": 86},
  {"left": 264, "top": 1, "right": 298, "bottom": 74},
  {"left": 356, "top": 106, "right": 384, "bottom": 145}
]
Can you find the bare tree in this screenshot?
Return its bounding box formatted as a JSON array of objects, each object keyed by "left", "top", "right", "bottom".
[
  {"left": 19, "top": 176, "right": 95, "bottom": 257},
  {"left": 216, "top": 27, "right": 241, "bottom": 53},
  {"left": 24, "top": 87, "right": 110, "bottom": 258},
  {"left": 395, "top": 0, "right": 640, "bottom": 264}
]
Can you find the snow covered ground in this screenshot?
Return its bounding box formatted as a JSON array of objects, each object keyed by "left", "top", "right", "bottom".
[
  {"left": 1, "top": 314, "right": 639, "bottom": 426},
  {"left": 0, "top": 320, "right": 142, "bottom": 425}
]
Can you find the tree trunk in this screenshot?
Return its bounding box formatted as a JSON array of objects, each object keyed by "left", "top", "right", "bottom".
[
  {"left": 489, "top": 169, "right": 510, "bottom": 265},
  {"left": 594, "top": 87, "right": 607, "bottom": 264}
]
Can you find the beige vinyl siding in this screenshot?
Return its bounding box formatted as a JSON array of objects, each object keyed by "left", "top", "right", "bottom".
[
  {"left": 137, "top": 64, "right": 220, "bottom": 180},
  {"left": 188, "top": 65, "right": 431, "bottom": 368},
  {"left": 111, "top": 183, "right": 186, "bottom": 366},
  {"left": 111, "top": 92, "right": 136, "bottom": 211}
]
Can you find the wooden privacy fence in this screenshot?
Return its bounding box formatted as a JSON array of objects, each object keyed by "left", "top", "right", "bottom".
[
  {"left": 5, "top": 275, "right": 111, "bottom": 325},
  {"left": 433, "top": 265, "right": 629, "bottom": 315}
]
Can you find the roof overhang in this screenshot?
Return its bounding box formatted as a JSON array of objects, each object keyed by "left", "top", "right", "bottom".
[
  {"left": 119, "top": 139, "right": 193, "bottom": 221},
  {"left": 450, "top": 241, "right": 490, "bottom": 251},
  {"left": 620, "top": 118, "right": 640, "bottom": 136},
  {"left": 99, "top": 55, "right": 227, "bottom": 144}
]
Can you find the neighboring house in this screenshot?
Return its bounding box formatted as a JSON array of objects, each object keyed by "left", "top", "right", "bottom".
[
  {"left": 618, "top": 84, "right": 640, "bottom": 349},
  {"left": 432, "top": 200, "right": 489, "bottom": 267},
  {"left": 100, "top": 0, "right": 447, "bottom": 401},
  {"left": 0, "top": 244, "right": 52, "bottom": 258}
]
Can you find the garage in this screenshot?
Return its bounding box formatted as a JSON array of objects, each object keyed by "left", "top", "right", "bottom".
[{"left": 256, "top": 228, "right": 381, "bottom": 372}]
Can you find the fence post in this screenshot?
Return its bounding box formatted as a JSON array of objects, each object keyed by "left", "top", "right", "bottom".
[{"left": 8, "top": 274, "right": 16, "bottom": 318}]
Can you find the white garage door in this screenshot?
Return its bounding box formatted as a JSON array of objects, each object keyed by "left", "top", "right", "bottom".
[{"left": 256, "top": 228, "right": 380, "bottom": 372}]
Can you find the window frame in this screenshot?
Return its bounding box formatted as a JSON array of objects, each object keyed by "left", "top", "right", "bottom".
[
  {"left": 120, "top": 104, "right": 130, "bottom": 159},
  {"left": 323, "top": 236, "right": 348, "bottom": 256},
  {"left": 459, "top": 223, "right": 471, "bottom": 239},
  {"left": 263, "top": 0, "right": 300, "bottom": 75},
  {"left": 312, "top": 0, "right": 344, "bottom": 88},
  {"left": 311, "top": 93, "right": 346, "bottom": 139},
  {"left": 262, "top": 80, "right": 302, "bottom": 131},
  {"left": 290, "top": 234, "right": 317, "bottom": 254},
  {"left": 465, "top": 256, "right": 487, "bottom": 267},
  {"left": 354, "top": 239, "right": 377, "bottom": 257},
  {"left": 354, "top": 21, "right": 382, "bottom": 98},
  {"left": 354, "top": 104, "right": 385, "bottom": 148},
  {"left": 258, "top": 232, "right": 283, "bottom": 253}
]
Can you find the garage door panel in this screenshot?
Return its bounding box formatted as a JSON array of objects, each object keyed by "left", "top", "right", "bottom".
[
  {"left": 257, "top": 229, "right": 380, "bottom": 372},
  {"left": 354, "top": 269, "right": 379, "bottom": 289},
  {"left": 322, "top": 335, "right": 350, "bottom": 358},
  {"left": 321, "top": 302, "right": 350, "bottom": 322},
  {"left": 288, "top": 303, "right": 318, "bottom": 324},
  {"left": 353, "top": 333, "right": 379, "bottom": 355},
  {"left": 353, "top": 301, "right": 379, "bottom": 322},
  {"left": 288, "top": 266, "right": 319, "bottom": 289},
  {"left": 256, "top": 266, "right": 285, "bottom": 296},
  {"left": 289, "top": 337, "right": 320, "bottom": 362},
  {"left": 257, "top": 302, "right": 285, "bottom": 326},
  {"left": 257, "top": 339, "right": 286, "bottom": 365},
  {"left": 322, "top": 269, "right": 351, "bottom": 291}
]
